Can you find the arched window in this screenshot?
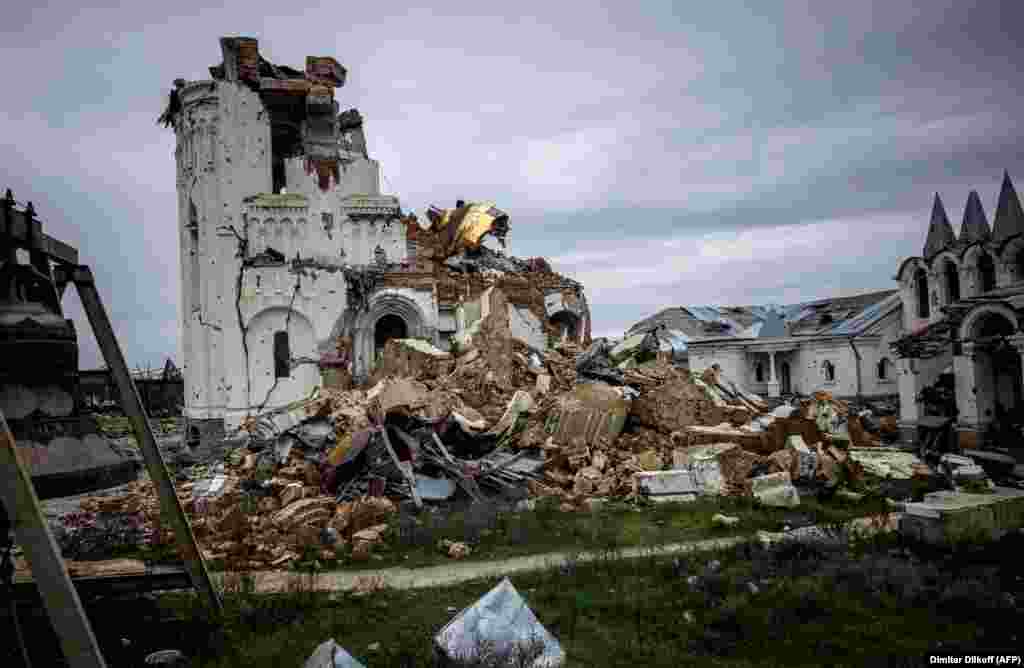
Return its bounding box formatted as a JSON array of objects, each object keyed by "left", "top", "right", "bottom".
[
  {"left": 1014, "top": 248, "right": 1024, "bottom": 282},
  {"left": 877, "top": 357, "right": 890, "bottom": 380},
  {"left": 943, "top": 260, "right": 960, "bottom": 303},
  {"left": 978, "top": 252, "right": 996, "bottom": 293},
  {"left": 822, "top": 360, "right": 836, "bottom": 382},
  {"left": 273, "top": 331, "right": 290, "bottom": 378},
  {"left": 914, "top": 268, "right": 930, "bottom": 318},
  {"left": 755, "top": 362, "right": 764, "bottom": 382}
]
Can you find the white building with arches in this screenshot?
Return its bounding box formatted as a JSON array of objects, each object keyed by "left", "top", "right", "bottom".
[
  {"left": 630, "top": 292, "right": 904, "bottom": 403},
  {"left": 891, "top": 171, "right": 1024, "bottom": 446},
  {"left": 166, "top": 37, "right": 591, "bottom": 437}
]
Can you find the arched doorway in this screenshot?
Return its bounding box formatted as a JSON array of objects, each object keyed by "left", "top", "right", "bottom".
[
  {"left": 549, "top": 312, "right": 580, "bottom": 343},
  {"left": 374, "top": 314, "right": 408, "bottom": 361},
  {"left": 780, "top": 362, "right": 792, "bottom": 395},
  {"left": 965, "top": 310, "right": 1022, "bottom": 431}
]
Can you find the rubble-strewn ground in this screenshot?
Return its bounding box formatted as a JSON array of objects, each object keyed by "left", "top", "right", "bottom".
[
  {"left": 156, "top": 528, "right": 1024, "bottom": 667},
  {"left": 33, "top": 287, "right": 1020, "bottom": 577}
]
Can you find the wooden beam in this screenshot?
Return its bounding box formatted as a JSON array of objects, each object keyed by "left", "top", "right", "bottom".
[
  {"left": 71, "top": 266, "right": 222, "bottom": 615},
  {"left": 0, "top": 206, "right": 79, "bottom": 265},
  {"left": 0, "top": 411, "right": 108, "bottom": 668}
]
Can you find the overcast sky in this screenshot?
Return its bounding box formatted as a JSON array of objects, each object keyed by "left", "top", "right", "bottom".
[{"left": 2, "top": 0, "right": 1023, "bottom": 368}]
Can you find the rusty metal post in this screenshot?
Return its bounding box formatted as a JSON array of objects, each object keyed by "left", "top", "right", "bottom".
[
  {"left": 0, "top": 410, "right": 108, "bottom": 668},
  {"left": 70, "top": 265, "right": 222, "bottom": 614}
]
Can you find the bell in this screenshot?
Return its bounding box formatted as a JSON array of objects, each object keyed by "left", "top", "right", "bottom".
[{"left": 1, "top": 233, "right": 139, "bottom": 499}]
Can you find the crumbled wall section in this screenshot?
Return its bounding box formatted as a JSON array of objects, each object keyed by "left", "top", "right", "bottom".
[{"left": 164, "top": 37, "right": 592, "bottom": 426}]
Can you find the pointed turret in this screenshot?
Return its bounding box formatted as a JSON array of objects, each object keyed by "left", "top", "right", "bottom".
[
  {"left": 992, "top": 170, "right": 1024, "bottom": 243},
  {"left": 923, "top": 192, "right": 956, "bottom": 259},
  {"left": 958, "top": 190, "right": 991, "bottom": 244}
]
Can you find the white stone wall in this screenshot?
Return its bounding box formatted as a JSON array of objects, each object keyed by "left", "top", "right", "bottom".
[
  {"left": 691, "top": 334, "right": 901, "bottom": 399},
  {"left": 508, "top": 306, "right": 546, "bottom": 350},
  {"left": 688, "top": 346, "right": 748, "bottom": 386},
  {"left": 236, "top": 306, "right": 320, "bottom": 426},
  {"left": 176, "top": 80, "right": 273, "bottom": 421},
  {"left": 177, "top": 76, "right": 410, "bottom": 428}
]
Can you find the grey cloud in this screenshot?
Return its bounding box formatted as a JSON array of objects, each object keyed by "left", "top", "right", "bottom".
[{"left": 2, "top": 0, "right": 1022, "bottom": 366}]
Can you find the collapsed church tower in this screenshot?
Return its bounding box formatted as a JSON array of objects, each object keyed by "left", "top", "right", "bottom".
[{"left": 163, "top": 37, "right": 590, "bottom": 436}]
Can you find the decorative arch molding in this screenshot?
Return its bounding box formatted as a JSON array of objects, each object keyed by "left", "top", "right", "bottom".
[
  {"left": 998, "top": 236, "right": 1024, "bottom": 280},
  {"left": 930, "top": 249, "right": 961, "bottom": 270},
  {"left": 243, "top": 305, "right": 318, "bottom": 410},
  {"left": 960, "top": 242, "right": 991, "bottom": 265},
  {"left": 244, "top": 305, "right": 316, "bottom": 340},
  {"left": 958, "top": 303, "right": 1021, "bottom": 342},
  {"left": 327, "top": 290, "right": 436, "bottom": 381},
  {"left": 355, "top": 292, "right": 430, "bottom": 338},
  {"left": 896, "top": 257, "right": 925, "bottom": 284},
  {"left": 994, "top": 233, "right": 1024, "bottom": 257}
]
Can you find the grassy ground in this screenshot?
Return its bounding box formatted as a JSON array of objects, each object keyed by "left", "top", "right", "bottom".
[
  {"left": 161, "top": 527, "right": 1024, "bottom": 667},
  {"left": 115, "top": 492, "right": 889, "bottom": 572},
  {"left": 288, "top": 492, "right": 891, "bottom": 572}
]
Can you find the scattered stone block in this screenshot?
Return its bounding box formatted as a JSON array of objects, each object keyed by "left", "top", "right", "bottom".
[{"left": 750, "top": 472, "right": 800, "bottom": 508}]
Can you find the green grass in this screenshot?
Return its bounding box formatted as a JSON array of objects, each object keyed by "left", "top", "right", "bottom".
[
  {"left": 161, "top": 529, "right": 1024, "bottom": 667},
  {"left": 292, "top": 493, "right": 889, "bottom": 573}
]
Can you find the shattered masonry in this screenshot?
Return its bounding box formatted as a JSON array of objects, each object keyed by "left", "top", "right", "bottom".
[
  {"left": 163, "top": 36, "right": 591, "bottom": 433},
  {"left": 62, "top": 298, "right": 964, "bottom": 573}
]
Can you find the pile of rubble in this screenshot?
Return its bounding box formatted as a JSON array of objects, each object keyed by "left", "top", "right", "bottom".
[{"left": 60, "top": 286, "right": 969, "bottom": 569}]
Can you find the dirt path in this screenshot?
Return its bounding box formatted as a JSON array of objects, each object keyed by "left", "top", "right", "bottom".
[{"left": 218, "top": 514, "right": 901, "bottom": 594}]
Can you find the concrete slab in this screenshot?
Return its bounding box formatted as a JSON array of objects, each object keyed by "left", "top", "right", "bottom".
[
  {"left": 634, "top": 470, "right": 699, "bottom": 496},
  {"left": 900, "top": 486, "right": 1024, "bottom": 544},
  {"left": 750, "top": 472, "right": 800, "bottom": 508}
]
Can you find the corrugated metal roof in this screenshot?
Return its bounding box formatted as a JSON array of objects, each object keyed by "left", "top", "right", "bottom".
[
  {"left": 630, "top": 290, "right": 899, "bottom": 342},
  {"left": 821, "top": 293, "right": 901, "bottom": 335}
]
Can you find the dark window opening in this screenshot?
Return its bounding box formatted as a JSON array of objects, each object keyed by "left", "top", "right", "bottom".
[
  {"left": 976, "top": 313, "right": 1015, "bottom": 340},
  {"left": 272, "top": 157, "right": 286, "bottom": 194},
  {"left": 273, "top": 331, "right": 290, "bottom": 378},
  {"left": 915, "top": 268, "right": 930, "bottom": 318},
  {"left": 823, "top": 360, "right": 836, "bottom": 382},
  {"left": 549, "top": 312, "right": 580, "bottom": 342},
  {"left": 755, "top": 363, "right": 764, "bottom": 382},
  {"left": 188, "top": 199, "right": 200, "bottom": 309},
  {"left": 270, "top": 114, "right": 303, "bottom": 194},
  {"left": 819, "top": 313, "right": 834, "bottom": 326},
  {"left": 374, "top": 314, "right": 408, "bottom": 357},
  {"left": 944, "top": 260, "right": 960, "bottom": 302},
  {"left": 978, "top": 252, "right": 996, "bottom": 293},
  {"left": 877, "top": 358, "right": 889, "bottom": 380}
]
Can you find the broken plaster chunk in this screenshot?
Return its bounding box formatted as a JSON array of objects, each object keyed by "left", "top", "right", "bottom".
[
  {"left": 750, "top": 472, "right": 800, "bottom": 508},
  {"left": 711, "top": 513, "right": 740, "bottom": 528},
  {"left": 634, "top": 470, "right": 699, "bottom": 496},
  {"left": 280, "top": 482, "right": 304, "bottom": 507}
]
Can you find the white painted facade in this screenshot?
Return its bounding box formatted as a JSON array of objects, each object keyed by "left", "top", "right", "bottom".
[
  {"left": 172, "top": 43, "right": 435, "bottom": 431},
  {"left": 891, "top": 175, "right": 1024, "bottom": 442},
  {"left": 171, "top": 38, "right": 578, "bottom": 433},
  {"left": 687, "top": 308, "right": 902, "bottom": 400}
]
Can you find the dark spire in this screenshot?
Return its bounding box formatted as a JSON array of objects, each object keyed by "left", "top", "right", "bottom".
[
  {"left": 958, "top": 190, "right": 991, "bottom": 244},
  {"left": 923, "top": 192, "right": 956, "bottom": 259},
  {"left": 992, "top": 170, "right": 1024, "bottom": 243}
]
